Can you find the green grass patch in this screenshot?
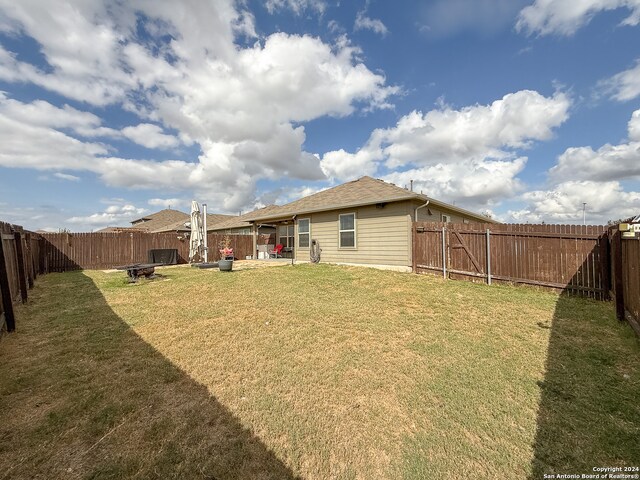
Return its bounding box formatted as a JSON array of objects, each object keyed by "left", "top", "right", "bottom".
[{"left": 0, "top": 263, "right": 638, "bottom": 479}]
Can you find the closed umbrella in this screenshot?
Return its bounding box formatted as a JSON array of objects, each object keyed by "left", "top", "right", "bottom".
[{"left": 189, "top": 200, "right": 204, "bottom": 262}]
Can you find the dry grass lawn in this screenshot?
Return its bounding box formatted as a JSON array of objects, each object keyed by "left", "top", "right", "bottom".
[{"left": 0, "top": 263, "right": 638, "bottom": 479}]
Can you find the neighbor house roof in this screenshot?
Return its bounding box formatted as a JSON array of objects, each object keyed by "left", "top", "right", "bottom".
[
  {"left": 152, "top": 213, "right": 236, "bottom": 233},
  {"left": 129, "top": 209, "right": 189, "bottom": 232},
  {"left": 244, "top": 176, "right": 498, "bottom": 223},
  {"left": 208, "top": 205, "right": 282, "bottom": 231}
]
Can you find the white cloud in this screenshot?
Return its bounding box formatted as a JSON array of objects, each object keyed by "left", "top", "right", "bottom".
[
  {"left": 549, "top": 109, "right": 640, "bottom": 182},
  {"left": 382, "top": 158, "right": 527, "bottom": 207},
  {"left": 67, "top": 204, "right": 148, "bottom": 229},
  {"left": 0, "top": 0, "right": 399, "bottom": 212},
  {"left": 264, "top": 0, "right": 327, "bottom": 15},
  {"left": 511, "top": 108, "right": 640, "bottom": 224},
  {"left": 354, "top": 11, "right": 389, "bottom": 36},
  {"left": 599, "top": 59, "right": 640, "bottom": 101},
  {"left": 321, "top": 90, "right": 570, "bottom": 206},
  {"left": 148, "top": 198, "right": 189, "bottom": 208},
  {"left": 53, "top": 172, "right": 80, "bottom": 182},
  {"left": 122, "top": 123, "right": 180, "bottom": 150},
  {"left": 508, "top": 181, "right": 640, "bottom": 224},
  {"left": 516, "top": 0, "right": 640, "bottom": 36},
  {"left": 629, "top": 109, "right": 640, "bottom": 140},
  {"left": 0, "top": 92, "right": 118, "bottom": 137}
]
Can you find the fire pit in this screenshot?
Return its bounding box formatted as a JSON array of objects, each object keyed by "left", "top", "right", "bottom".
[{"left": 115, "top": 263, "right": 164, "bottom": 282}]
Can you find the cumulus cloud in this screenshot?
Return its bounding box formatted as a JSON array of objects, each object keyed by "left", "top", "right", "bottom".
[
  {"left": 508, "top": 181, "right": 640, "bottom": 224},
  {"left": 599, "top": 59, "right": 640, "bottom": 101},
  {"left": 516, "top": 0, "right": 640, "bottom": 36},
  {"left": 629, "top": 109, "right": 640, "bottom": 140},
  {"left": 67, "top": 204, "right": 148, "bottom": 229},
  {"left": 549, "top": 109, "right": 640, "bottom": 182},
  {"left": 354, "top": 11, "right": 389, "bottom": 36},
  {"left": 122, "top": 123, "right": 180, "bottom": 150},
  {"left": 510, "top": 108, "right": 640, "bottom": 224},
  {"left": 321, "top": 90, "right": 570, "bottom": 207},
  {"left": 264, "top": 0, "right": 327, "bottom": 15},
  {"left": 0, "top": 0, "right": 399, "bottom": 212}
]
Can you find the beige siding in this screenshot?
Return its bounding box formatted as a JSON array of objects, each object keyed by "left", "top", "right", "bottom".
[
  {"left": 295, "top": 201, "right": 412, "bottom": 267},
  {"left": 413, "top": 202, "right": 482, "bottom": 224}
]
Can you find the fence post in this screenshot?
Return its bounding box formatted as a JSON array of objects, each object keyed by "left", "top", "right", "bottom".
[
  {"left": 0, "top": 233, "right": 16, "bottom": 332},
  {"left": 13, "top": 231, "right": 28, "bottom": 304},
  {"left": 600, "top": 232, "right": 610, "bottom": 301},
  {"left": 441, "top": 226, "right": 447, "bottom": 279},
  {"left": 25, "top": 233, "right": 34, "bottom": 289},
  {"left": 612, "top": 229, "right": 625, "bottom": 321},
  {"left": 486, "top": 229, "right": 492, "bottom": 285}
]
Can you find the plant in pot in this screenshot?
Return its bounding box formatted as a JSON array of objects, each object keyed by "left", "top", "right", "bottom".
[{"left": 218, "top": 236, "right": 234, "bottom": 271}]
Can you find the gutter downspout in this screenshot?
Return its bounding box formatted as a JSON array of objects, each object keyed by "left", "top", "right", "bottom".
[{"left": 415, "top": 200, "right": 430, "bottom": 222}]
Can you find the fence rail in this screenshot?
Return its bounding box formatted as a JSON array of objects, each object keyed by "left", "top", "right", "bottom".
[
  {"left": 39, "top": 232, "right": 256, "bottom": 272},
  {"left": 413, "top": 222, "right": 610, "bottom": 300}
]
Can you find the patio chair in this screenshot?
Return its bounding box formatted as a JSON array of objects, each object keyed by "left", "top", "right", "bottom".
[{"left": 269, "top": 244, "right": 284, "bottom": 258}]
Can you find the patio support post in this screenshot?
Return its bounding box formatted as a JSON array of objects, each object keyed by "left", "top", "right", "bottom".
[{"left": 252, "top": 223, "right": 258, "bottom": 260}]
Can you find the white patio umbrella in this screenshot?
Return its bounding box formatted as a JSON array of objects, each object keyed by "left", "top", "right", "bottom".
[{"left": 189, "top": 200, "right": 204, "bottom": 263}]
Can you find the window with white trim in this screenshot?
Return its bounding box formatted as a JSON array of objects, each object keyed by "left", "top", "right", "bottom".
[
  {"left": 339, "top": 213, "right": 356, "bottom": 248},
  {"left": 298, "top": 218, "right": 310, "bottom": 248},
  {"left": 441, "top": 214, "right": 451, "bottom": 223}
]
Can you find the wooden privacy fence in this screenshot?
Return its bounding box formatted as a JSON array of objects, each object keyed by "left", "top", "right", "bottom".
[
  {"left": 0, "top": 221, "right": 40, "bottom": 333},
  {"left": 610, "top": 226, "right": 640, "bottom": 335},
  {"left": 39, "top": 232, "right": 255, "bottom": 272},
  {"left": 413, "top": 222, "right": 610, "bottom": 299}
]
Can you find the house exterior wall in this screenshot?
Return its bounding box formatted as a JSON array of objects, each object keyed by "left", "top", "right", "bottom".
[
  {"left": 294, "top": 201, "right": 413, "bottom": 267},
  {"left": 292, "top": 200, "right": 489, "bottom": 268},
  {"left": 412, "top": 201, "right": 471, "bottom": 223}
]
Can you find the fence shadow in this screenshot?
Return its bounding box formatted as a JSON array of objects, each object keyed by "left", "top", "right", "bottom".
[
  {"left": 0, "top": 270, "right": 300, "bottom": 479},
  {"left": 529, "top": 245, "right": 639, "bottom": 478}
]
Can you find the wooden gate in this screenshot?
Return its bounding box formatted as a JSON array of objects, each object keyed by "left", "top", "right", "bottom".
[{"left": 413, "top": 222, "right": 610, "bottom": 299}]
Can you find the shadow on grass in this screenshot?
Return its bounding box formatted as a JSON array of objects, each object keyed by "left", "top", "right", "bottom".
[
  {"left": 0, "top": 271, "right": 299, "bottom": 479},
  {"left": 529, "top": 266, "right": 640, "bottom": 477}
]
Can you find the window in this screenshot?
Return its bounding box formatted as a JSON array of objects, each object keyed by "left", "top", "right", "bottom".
[
  {"left": 339, "top": 213, "right": 356, "bottom": 248},
  {"left": 298, "top": 218, "right": 310, "bottom": 248},
  {"left": 278, "top": 225, "right": 294, "bottom": 248},
  {"left": 441, "top": 214, "right": 451, "bottom": 223}
]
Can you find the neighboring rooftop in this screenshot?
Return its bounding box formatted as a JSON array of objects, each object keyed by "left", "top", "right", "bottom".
[
  {"left": 129, "top": 209, "right": 189, "bottom": 232},
  {"left": 152, "top": 213, "right": 237, "bottom": 233},
  {"left": 209, "top": 205, "right": 282, "bottom": 231},
  {"left": 244, "top": 176, "right": 498, "bottom": 223}
]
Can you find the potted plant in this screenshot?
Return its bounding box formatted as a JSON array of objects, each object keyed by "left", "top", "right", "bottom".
[{"left": 218, "top": 236, "right": 234, "bottom": 271}]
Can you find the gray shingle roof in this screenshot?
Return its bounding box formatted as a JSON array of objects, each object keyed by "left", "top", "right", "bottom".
[
  {"left": 243, "top": 176, "right": 497, "bottom": 223},
  {"left": 152, "top": 213, "right": 236, "bottom": 233},
  {"left": 129, "top": 209, "right": 189, "bottom": 232},
  {"left": 208, "top": 205, "right": 282, "bottom": 231}
]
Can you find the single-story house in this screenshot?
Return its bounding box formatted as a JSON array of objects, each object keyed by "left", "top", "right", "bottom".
[{"left": 243, "top": 176, "right": 498, "bottom": 271}]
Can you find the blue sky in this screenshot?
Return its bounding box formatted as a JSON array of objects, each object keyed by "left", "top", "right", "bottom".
[{"left": 0, "top": 0, "right": 639, "bottom": 231}]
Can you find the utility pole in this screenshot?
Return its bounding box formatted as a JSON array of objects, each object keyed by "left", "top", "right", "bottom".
[{"left": 582, "top": 202, "right": 586, "bottom": 225}]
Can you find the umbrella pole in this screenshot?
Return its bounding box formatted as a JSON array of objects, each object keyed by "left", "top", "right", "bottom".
[{"left": 203, "top": 203, "right": 208, "bottom": 263}]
